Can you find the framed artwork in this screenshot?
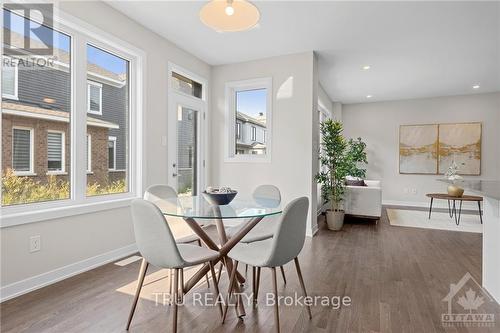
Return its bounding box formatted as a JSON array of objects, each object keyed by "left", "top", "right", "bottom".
[
  {"left": 399, "top": 124, "right": 439, "bottom": 174},
  {"left": 438, "top": 123, "right": 481, "bottom": 175}
]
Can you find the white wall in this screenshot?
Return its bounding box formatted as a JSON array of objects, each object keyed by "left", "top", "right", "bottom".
[
  {"left": 1, "top": 1, "right": 210, "bottom": 300},
  {"left": 210, "top": 52, "right": 319, "bottom": 235},
  {"left": 343, "top": 92, "right": 500, "bottom": 207}
]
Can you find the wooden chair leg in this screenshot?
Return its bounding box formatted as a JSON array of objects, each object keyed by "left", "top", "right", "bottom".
[
  {"left": 294, "top": 257, "right": 312, "bottom": 319},
  {"left": 197, "top": 239, "right": 211, "bottom": 288},
  {"left": 279, "top": 266, "right": 287, "bottom": 285},
  {"left": 271, "top": 267, "right": 280, "bottom": 333},
  {"left": 222, "top": 261, "right": 239, "bottom": 323},
  {"left": 254, "top": 267, "right": 261, "bottom": 302},
  {"left": 217, "top": 262, "right": 223, "bottom": 283},
  {"left": 209, "top": 261, "right": 223, "bottom": 318},
  {"left": 179, "top": 268, "right": 184, "bottom": 303},
  {"left": 252, "top": 266, "right": 256, "bottom": 302},
  {"left": 126, "top": 258, "right": 149, "bottom": 330},
  {"left": 172, "top": 268, "right": 179, "bottom": 333},
  {"left": 169, "top": 269, "right": 174, "bottom": 302}
]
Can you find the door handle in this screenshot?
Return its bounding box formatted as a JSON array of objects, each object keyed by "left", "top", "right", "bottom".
[{"left": 172, "top": 173, "right": 178, "bottom": 177}]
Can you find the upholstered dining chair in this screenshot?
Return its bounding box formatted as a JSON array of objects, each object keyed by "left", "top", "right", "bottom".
[
  {"left": 144, "top": 184, "right": 211, "bottom": 291},
  {"left": 223, "top": 197, "right": 312, "bottom": 333},
  {"left": 126, "top": 199, "right": 222, "bottom": 332},
  {"left": 225, "top": 185, "right": 287, "bottom": 285}
]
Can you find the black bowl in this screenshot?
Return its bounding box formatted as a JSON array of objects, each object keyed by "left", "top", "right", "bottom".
[{"left": 202, "top": 191, "right": 237, "bottom": 206}]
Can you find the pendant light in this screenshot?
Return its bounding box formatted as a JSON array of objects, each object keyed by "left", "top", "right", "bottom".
[{"left": 199, "top": 0, "right": 260, "bottom": 32}]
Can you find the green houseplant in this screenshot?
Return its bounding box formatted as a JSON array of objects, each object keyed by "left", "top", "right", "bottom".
[{"left": 316, "top": 120, "right": 367, "bottom": 230}]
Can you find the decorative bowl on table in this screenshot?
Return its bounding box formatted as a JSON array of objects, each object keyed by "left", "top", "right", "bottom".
[{"left": 202, "top": 187, "right": 237, "bottom": 206}]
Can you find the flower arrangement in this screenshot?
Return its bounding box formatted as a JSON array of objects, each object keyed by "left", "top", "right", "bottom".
[{"left": 444, "top": 160, "right": 463, "bottom": 182}]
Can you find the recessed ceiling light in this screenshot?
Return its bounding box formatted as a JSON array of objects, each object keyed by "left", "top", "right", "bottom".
[
  {"left": 366, "top": 95, "right": 373, "bottom": 99},
  {"left": 472, "top": 84, "right": 480, "bottom": 89},
  {"left": 362, "top": 65, "right": 371, "bottom": 70}
]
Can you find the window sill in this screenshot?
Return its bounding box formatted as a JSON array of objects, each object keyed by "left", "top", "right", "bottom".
[
  {"left": 87, "top": 171, "right": 94, "bottom": 175},
  {"left": 46, "top": 171, "right": 68, "bottom": 176},
  {"left": 0, "top": 195, "right": 138, "bottom": 228},
  {"left": 109, "top": 169, "right": 126, "bottom": 172},
  {"left": 13, "top": 172, "right": 37, "bottom": 177}
]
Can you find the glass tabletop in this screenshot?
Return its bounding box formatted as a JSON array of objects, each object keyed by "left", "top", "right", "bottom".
[{"left": 155, "top": 195, "right": 283, "bottom": 219}]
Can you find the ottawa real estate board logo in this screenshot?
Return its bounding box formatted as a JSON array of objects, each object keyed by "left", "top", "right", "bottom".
[{"left": 442, "top": 272, "right": 495, "bottom": 328}]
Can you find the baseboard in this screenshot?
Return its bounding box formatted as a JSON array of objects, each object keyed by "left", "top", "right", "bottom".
[{"left": 0, "top": 243, "right": 138, "bottom": 303}]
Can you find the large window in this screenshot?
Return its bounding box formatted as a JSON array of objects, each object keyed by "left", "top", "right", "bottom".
[
  {"left": 1, "top": 5, "right": 142, "bottom": 221},
  {"left": 225, "top": 78, "right": 272, "bottom": 162},
  {"left": 2, "top": 8, "right": 71, "bottom": 206},
  {"left": 86, "top": 44, "right": 129, "bottom": 197}
]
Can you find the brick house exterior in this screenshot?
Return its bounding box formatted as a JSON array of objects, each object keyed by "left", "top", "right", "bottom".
[{"left": 2, "top": 29, "right": 127, "bottom": 188}]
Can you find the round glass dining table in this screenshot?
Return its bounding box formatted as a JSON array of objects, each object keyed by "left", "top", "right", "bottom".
[{"left": 155, "top": 195, "right": 283, "bottom": 318}]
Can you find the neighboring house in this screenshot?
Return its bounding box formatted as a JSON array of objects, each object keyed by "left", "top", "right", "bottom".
[
  {"left": 235, "top": 111, "right": 267, "bottom": 155},
  {"left": 1, "top": 30, "right": 127, "bottom": 187}
]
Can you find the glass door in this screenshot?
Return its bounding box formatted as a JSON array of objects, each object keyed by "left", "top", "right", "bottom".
[
  {"left": 168, "top": 94, "right": 205, "bottom": 196},
  {"left": 175, "top": 106, "right": 199, "bottom": 196}
]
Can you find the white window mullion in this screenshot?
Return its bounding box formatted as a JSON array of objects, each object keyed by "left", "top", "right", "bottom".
[{"left": 72, "top": 35, "right": 88, "bottom": 202}]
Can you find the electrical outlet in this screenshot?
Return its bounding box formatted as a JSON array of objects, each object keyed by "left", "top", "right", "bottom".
[
  {"left": 30, "top": 235, "right": 41, "bottom": 253},
  {"left": 403, "top": 188, "right": 409, "bottom": 194},
  {"left": 161, "top": 136, "right": 167, "bottom": 146},
  {"left": 411, "top": 188, "right": 417, "bottom": 195}
]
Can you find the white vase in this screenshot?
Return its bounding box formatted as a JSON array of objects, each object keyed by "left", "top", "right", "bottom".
[{"left": 326, "top": 210, "right": 345, "bottom": 231}]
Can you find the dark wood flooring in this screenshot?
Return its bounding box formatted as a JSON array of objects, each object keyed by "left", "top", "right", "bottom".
[{"left": 1, "top": 207, "right": 499, "bottom": 333}]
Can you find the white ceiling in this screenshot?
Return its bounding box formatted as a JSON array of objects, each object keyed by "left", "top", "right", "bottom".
[{"left": 107, "top": 1, "right": 500, "bottom": 104}]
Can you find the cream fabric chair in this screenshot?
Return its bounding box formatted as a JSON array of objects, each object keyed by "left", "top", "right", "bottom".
[
  {"left": 223, "top": 197, "right": 312, "bottom": 333},
  {"left": 225, "top": 185, "right": 287, "bottom": 284},
  {"left": 144, "top": 185, "right": 211, "bottom": 290},
  {"left": 126, "top": 199, "right": 222, "bottom": 332}
]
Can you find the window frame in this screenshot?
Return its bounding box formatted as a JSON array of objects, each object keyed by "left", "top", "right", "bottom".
[
  {"left": 0, "top": 7, "right": 145, "bottom": 227},
  {"left": 1, "top": 56, "right": 19, "bottom": 100},
  {"left": 108, "top": 136, "right": 117, "bottom": 171},
  {"left": 46, "top": 130, "right": 66, "bottom": 174},
  {"left": 87, "top": 80, "right": 103, "bottom": 115},
  {"left": 11, "top": 126, "right": 34, "bottom": 176},
  {"left": 224, "top": 77, "right": 272, "bottom": 163}
]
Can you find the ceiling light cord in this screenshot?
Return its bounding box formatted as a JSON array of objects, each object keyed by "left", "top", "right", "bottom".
[{"left": 225, "top": 0, "right": 234, "bottom": 16}]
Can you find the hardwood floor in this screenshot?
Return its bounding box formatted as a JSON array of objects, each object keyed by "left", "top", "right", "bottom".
[{"left": 1, "top": 207, "right": 499, "bottom": 333}]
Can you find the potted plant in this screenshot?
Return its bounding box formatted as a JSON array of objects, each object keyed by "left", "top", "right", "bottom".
[{"left": 316, "top": 120, "right": 367, "bottom": 231}]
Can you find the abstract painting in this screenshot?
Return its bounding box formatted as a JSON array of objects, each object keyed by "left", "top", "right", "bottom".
[
  {"left": 438, "top": 123, "right": 481, "bottom": 175},
  {"left": 399, "top": 124, "right": 438, "bottom": 174}
]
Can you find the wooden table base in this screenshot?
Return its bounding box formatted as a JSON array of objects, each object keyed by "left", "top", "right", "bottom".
[{"left": 182, "top": 214, "right": 264, "bottom": 318}]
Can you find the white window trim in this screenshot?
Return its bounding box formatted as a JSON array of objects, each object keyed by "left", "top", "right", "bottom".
[
  {"left": 46, "top": 130, "right": 66, "bottom": 174},
  {"left": 1, "top": 56, "right": 18, "bottom": 100},
  {"left": 224, "top": 77, "right": 272, "bottom": 163},
  {"left": 86, "top": 134, "right": 92, "bottom": 173},
  {"left": 12, "top": 126, "right": 34, "bottom": 176},
  {"left": 108, "top": 136, "right": 117, "bottom": 171},
  {"left": 87, "top": 80, "right": 103, "bottom": 115},
  {"left": 0, "top": 8, "right": 145, "bottom": 228}
]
